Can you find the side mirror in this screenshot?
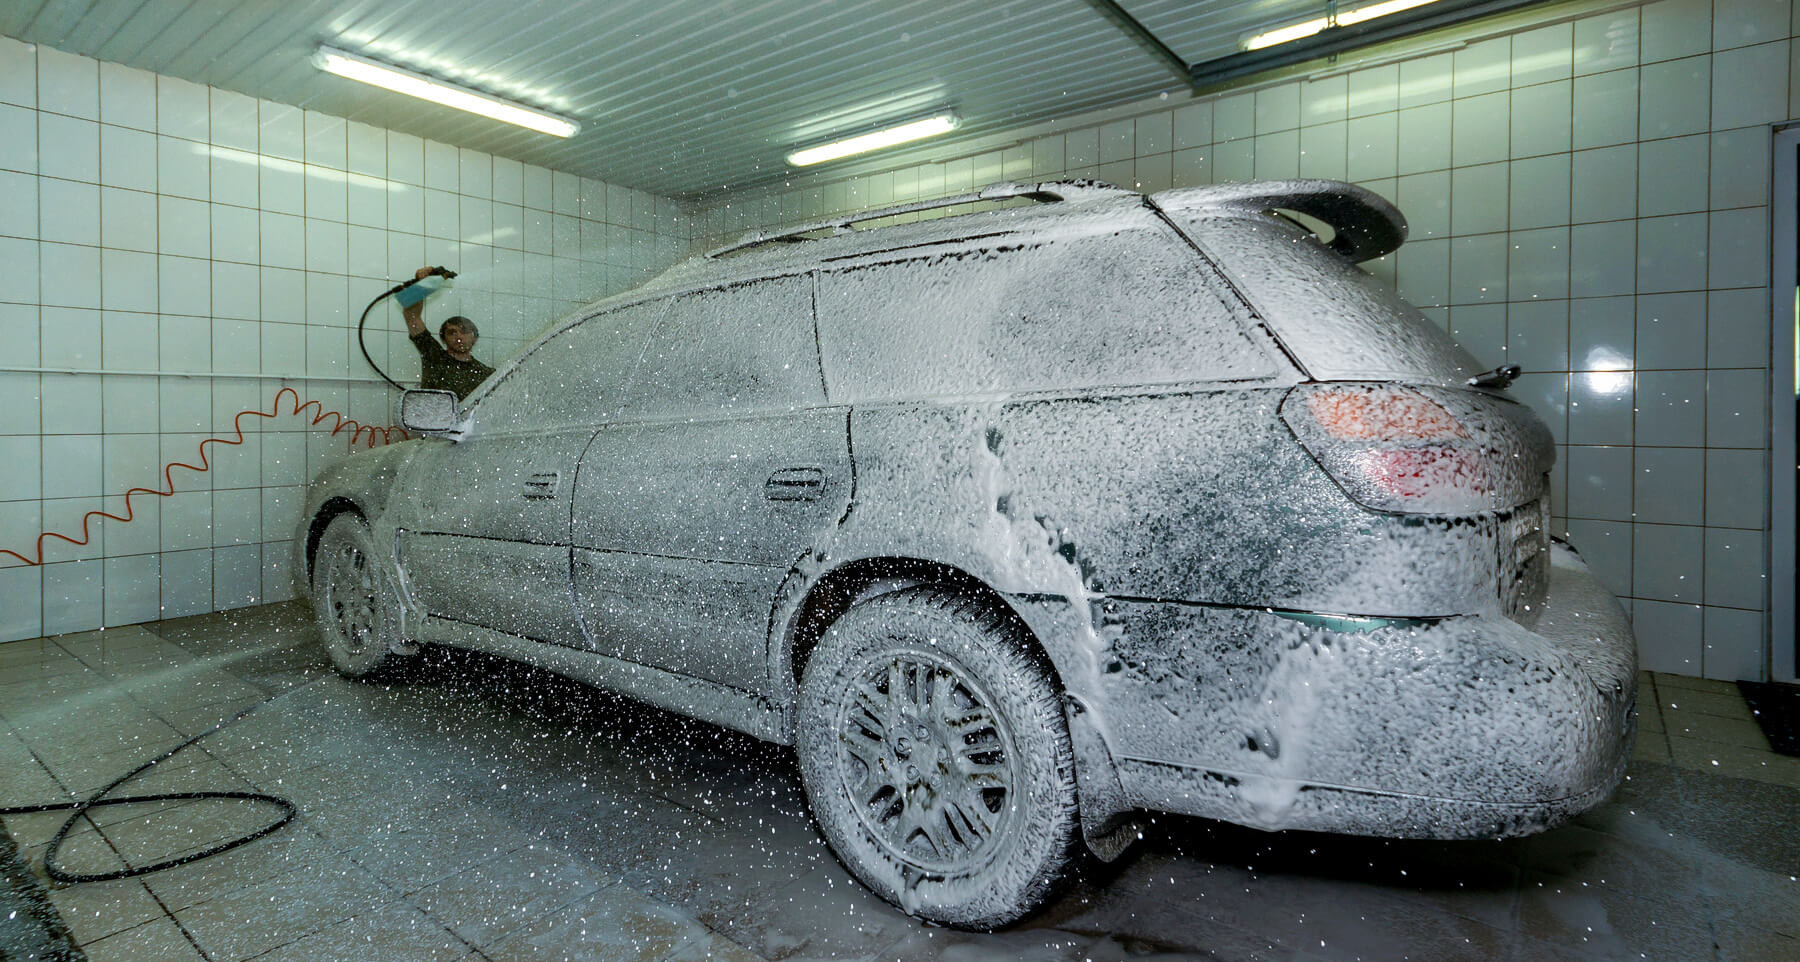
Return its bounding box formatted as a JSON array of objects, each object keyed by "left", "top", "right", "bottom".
[{"left": 400, "top": 389, "right": 465, "bottom": 437}]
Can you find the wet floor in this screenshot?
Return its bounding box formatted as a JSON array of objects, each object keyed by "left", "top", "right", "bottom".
[{"left": 2, "top": 602, "right": 1796, "bottom": 961}]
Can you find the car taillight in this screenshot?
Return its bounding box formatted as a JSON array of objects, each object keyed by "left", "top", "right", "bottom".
[{"left": 1281, "top": 383, "right": 1492, "bottom": 515}]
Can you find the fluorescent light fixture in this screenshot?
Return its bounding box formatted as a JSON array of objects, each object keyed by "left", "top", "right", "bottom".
[
  {"left": 314, "top": 45, "right": 580, "bottom": 138},
  {"left": 787, "top": 114, "right": 959, "bottom": 167},
  {"left": 1243, "top": 0, "right": 1444, "bottom": 51}
]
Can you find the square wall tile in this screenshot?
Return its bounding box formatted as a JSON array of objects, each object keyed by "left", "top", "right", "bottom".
[
  {"left": 40, "top": 242, "right": 101, "bottom": 308},
  {"left": 1347, "top": 64, "right": 1399, "bottom": 117},
  {"left": 347, "top": 121, "right": 385, "bottom": 177},
  {"left": 1572, "top": 69, "right": 1638, "bottom": 149},
  {"left": 99, "top": 248, "right": 156, "bottom": 314},
  {"left": 1704, "top": 527, "right": 1765, "bottom": 611},
  {"left": 1215, "top": 92, "right": 1254, "bottom": 141},
  {"left": 1706, "top": 288, "right": 1769, "bottom": 369},
  {"left": 0, "top": 103, "right": 37, "bottom": 176},
  {"left": 159, "top": 547, "right": 212, "bottom": 618},
  {"left": 1710, "top": 126, "right": 1770, "bottom": 210},
  {"left": 1639, "top": 56, "right": 1710, "bottom": 139},
  {"left": 1449, "top": 234, "right": 1507, "bottom": 303},
  {"left": 1634, "top": 599, "right": 1701, "bottom": 674},
  {"left": 424, "top": 140, "right": 459, "bottom": 191},
  {"left": 1633, "top": 521, "right": 1703, "bottom": 601},
  {"left": 1712, "top": 41, "right": 1789, "bottom": 128},
  {"left": 1454, "top": 36, "right": 1512, "bottom": 97},
  {"left": 1566, "top": 444, "right": 1632, "bottom": 520},
  {"left": 40, "top": 178, "right": 99, "bottom": 246},
  {"left": 42, "top": 559, "right": 102, "bottom": 634},
  {"left": 1633, "top": 446, "right": 1704, "bottom": 525},
  {"left": 1637, "top": 135, "right": 1708, "bottom": 217},
  {"left": 1099, "top": 118, "right": 1134, "bottom": 162},
  {"left": 210, "top": 147, "right": 258, "bottom": 208},
  {"left": 1254, "top": 84, "right": 1299, "bottom": 133},
  {"left": 303, "top": 110, "right": 346, "bottom": 170},
  {"left": 1452, "top": 92, "right": 1509, "bottom": 167},
  {"left": 1701, "top": 607, "right": 1764, "bottom": 681},
  {"left": 1507, "top": 299, "right": 1568, "bottom": 372},
  {"left": 155, "top": 76, "right": 208, "bottom": 141},
  {"left": 156, "top": 136, "right": 207, "bottom": 200},
  {"left": 1634, "top": 292, "right": 1705, "bottom": 370},
  {"left": 1513, "top": 22, "right": 1574, "bottom": 86},
  {"left": 1298, "top": 122, "right": 1347, "bottom": 181},
  {"left": 99, "top": 374, "right": 157, "bottom": 433},
  {"left": 259, "top": 102, "right": 303, "bottom": 160},
  {"left": 459, "top": 148, "right": 492, "bottom": 198},
  {"left": 1635, "top": 214, "right": 1707, "bottom": 295},
  {"left": 1451, "top": 163, "right": 1508, "bottom": 235},
  {"left": 0, "top": 435, "right": 40, "bottom": 500},
  {"left": 1396, "top": 103, "right": 1450, "bottom": 175},
  {"left": 1570, "top": 145, "right": 1636, "bottom": 223},
  {"left": 1569, "top": 295, "right": 1641, "bottom": 363},
  {"left": 103, "top": 554, "right": 159, "bottom": 627},
  {"left": 99, "top": 125, "right": 155, "bottom": 192},
  {"left": 37, "top": 46, "right": 97, "bottom": 120},
  {"left": 215, "top": 543, "right": 261, "bottom": 609},
  {"left": 1641, "top": 0, "right": 1712, "bottom": 63},
  {"left": 0, "top": 567, "right": 43, "bottom": 642},
  {"left": 1510, "top": 80, "right": 1572, "bottom": 160},
  {"left": 1635, "top": 370, "right": 1707, "bottom": 446},
  {"left": 1709, "top": 207, "right": 1768, "bottom": 291},
  {"left": 1569, "top": 369, "right": 1635, "bottom": 444},
  {"left": 0, "top": 36, "right": 35, "bottom": 108},
  {"left": 1345, "top": 113, "right": 1398, "bottom": 180},
  {"left": 209, "top": 88, "right": 257, "bottom": 151},
  {"left": 100, "top": 186, "right": 156, "bottom": 253},
  {"left": 1706, "top": 369, "right": 1766, "bottom": 449},
  {"left": 1704, "top": 449, "right": 1763, "bottom": 529},
  {"left": 1509, "top": 228, "right": 1570, "bottom": 302}
]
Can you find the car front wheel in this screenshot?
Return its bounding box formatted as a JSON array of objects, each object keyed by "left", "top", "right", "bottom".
[
  {"left": 310, "top": 513, "right": 403, "bottom": 679},
  {"left": 795, "top": 586, "right": 1079, "bottom": 929}
]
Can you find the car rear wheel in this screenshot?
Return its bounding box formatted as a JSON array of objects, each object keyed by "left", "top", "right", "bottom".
[
  {"left": 311, "top": 514, "right": 403, "bottom": 679},
  {"left": 795, "top": 586, "right": 1079, "bottom": 929}
]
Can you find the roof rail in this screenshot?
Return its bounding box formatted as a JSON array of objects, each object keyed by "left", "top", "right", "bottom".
[{"left": 704, "top": 179, "right": 1134, "bottom": 259}]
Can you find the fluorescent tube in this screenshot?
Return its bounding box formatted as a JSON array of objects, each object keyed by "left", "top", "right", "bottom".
[
  {"left": 314, "top": 46, "right": 580, "bottom": 138},
  {"left": 787, "top": 114, "right": 959, "bottom": 167},
  {"left": 1243, "top": 0, "right": 1445, "bottom": 51}
]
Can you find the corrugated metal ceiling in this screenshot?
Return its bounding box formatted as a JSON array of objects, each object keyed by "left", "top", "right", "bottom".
[{"left": 2, "top": 0, "right": 1330, "bottom": 200}]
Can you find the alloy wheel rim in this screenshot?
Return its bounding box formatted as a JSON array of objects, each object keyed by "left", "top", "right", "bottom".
[
  {"left": 325, "top": 541, "right": 377, "bottom": 658},
  {"left": 834, "top": 648, "right": 1018, "bottom": 875}
]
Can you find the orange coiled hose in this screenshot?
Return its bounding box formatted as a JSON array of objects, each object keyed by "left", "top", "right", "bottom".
[{"left": 1, "top": 387, "right": 409, "bottom": 567}]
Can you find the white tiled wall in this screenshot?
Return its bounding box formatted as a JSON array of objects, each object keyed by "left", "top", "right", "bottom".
[
  {"left": 691, "top": 0, "right": 1791, "bottom": 681},
  {"left": 0, "top": 38, "right": 689, "bottom": 642}
]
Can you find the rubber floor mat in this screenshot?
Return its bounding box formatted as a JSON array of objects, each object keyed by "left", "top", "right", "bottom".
[{"left": 1737, "top": 680, "right": 1800, "bottom": 757}]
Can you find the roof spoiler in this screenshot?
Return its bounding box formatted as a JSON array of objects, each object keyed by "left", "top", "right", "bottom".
[{"left": 1151, "top": 179, "right": 1408, "bottom": 262}]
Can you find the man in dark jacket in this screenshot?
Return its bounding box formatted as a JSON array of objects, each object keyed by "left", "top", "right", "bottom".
[{"left": 400, "top": 265, "right": 494, "bottom": 400}]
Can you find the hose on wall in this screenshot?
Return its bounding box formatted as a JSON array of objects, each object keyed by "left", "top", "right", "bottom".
[{"left": 0, "top": 387, "right": 407, "bottom": 568}]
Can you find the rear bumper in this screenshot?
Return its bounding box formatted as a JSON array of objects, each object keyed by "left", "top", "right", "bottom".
[{"left": 1086, "top": 543, "right": 1637, "bottom": 839}]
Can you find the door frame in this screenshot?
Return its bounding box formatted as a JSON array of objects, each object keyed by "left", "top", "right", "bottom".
[{"left": 1770, "top": 124, "right": 1798, "bottom": 683}]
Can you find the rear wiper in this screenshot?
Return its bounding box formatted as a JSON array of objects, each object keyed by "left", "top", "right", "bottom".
[{"left": 1467, "top": 364, "right": 1521, "bottom": 389}]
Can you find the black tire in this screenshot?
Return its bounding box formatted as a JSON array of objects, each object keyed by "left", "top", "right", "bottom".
[
  {"left": 795, "top": 586, "right": 1079, "bottom": 929},
  {"left": 309, "top": 514, "right": 403, "bottom": 680}
]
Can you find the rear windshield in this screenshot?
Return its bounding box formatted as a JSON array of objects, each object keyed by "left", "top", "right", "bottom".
[{"left": 1170, "top": 213, "right": 1485, "bottom": 385}]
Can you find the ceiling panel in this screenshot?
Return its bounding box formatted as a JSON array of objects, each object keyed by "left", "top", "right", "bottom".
[{"left": 4, "top": 0, "right": 1324, "bottom": 200}]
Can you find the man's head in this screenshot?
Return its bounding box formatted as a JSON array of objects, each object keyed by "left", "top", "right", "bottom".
[{"left": 441, "top": 316, "right": 479, "bottom": 357}]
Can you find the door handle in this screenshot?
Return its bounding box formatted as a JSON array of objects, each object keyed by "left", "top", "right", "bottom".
[
  {"left": 523, "top": 471, "right": 561, "bottom": 499},
  {"left": 765, "top": 467, "right": 825, "bottom": 501}
]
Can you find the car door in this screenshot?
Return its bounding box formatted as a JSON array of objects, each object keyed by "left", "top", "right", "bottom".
[
  {"left": 395, "top": 300, "right": 665, "bottom": 645},
  {"left": 569, "top": 274, "right": 851, "bottom": 694}
]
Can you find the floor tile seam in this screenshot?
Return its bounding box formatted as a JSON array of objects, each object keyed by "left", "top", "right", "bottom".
[
  {"left": 174, "top": 866, "right": 412, "bottom": 961},
  {"left": 57, "top": 878, "right": 177, "bottom": 950},
  {"left": 408, "top": 872, "right": 625, "bottom": 956}
]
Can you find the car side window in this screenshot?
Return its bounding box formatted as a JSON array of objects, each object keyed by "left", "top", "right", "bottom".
[
  {"left": 619, "top": 274, "right": 824, "bottom": 419},
  {"left": 814, "top": 220, "right": 1275, "bottom": 402},
  {"left": 471, "top": 299, "right": 666, "bottom": 433}
]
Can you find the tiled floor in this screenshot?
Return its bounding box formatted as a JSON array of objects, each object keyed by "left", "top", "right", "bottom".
[{"left": 1, "top": 602, "right": 1796, "bottom": 962}]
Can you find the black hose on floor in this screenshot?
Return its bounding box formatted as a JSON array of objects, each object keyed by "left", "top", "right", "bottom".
[{"left": 0, "top": 699, "right": 299, "bottom": 884}]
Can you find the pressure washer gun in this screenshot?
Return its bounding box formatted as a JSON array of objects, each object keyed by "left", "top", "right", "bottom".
[{"left": 392, "top": 265, "right": 458, "bottom": 307}]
